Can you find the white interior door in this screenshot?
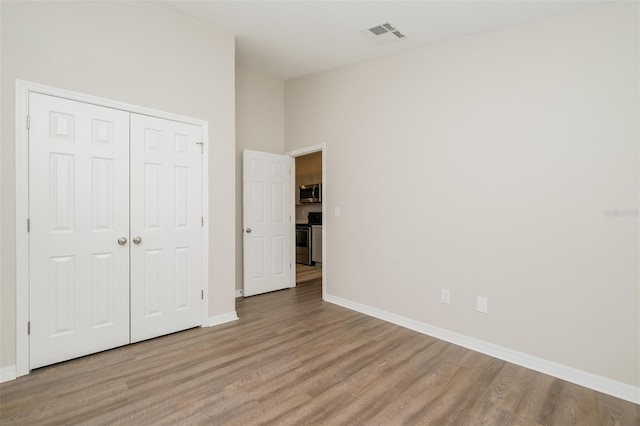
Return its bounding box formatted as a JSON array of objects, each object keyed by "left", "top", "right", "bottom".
[
  {"left": 29, "top": 93, "right": 130, "bottom": 369},
  {"left": 130, "top": 114, "right": 203, "bottom": 343},
  {"left": 243, "top": 150, "right": 291, "bottom": 296}
]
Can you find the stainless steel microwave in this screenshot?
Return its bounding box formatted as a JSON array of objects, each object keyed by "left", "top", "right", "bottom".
[{"left": 299, "top": 183, "right": 321, "bottom": 204}]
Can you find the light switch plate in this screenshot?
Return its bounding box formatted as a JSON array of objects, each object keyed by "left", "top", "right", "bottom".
[
  {"left": 477, "top": 297, "right": 488, "bottom": 313},
  {"left": 335, "top": 207, "right": 341, "bottom": 217}
]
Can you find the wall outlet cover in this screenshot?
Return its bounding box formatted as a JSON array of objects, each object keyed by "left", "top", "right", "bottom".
[{"left": 440, "top": 289, "right": 451, "bottom": 305}]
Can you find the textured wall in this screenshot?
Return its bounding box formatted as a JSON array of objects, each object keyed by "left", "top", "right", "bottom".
[{"left": 285, "top": 3, "right": 639, "bottom": 386}]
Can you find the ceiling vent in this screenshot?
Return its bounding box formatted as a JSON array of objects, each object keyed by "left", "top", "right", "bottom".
[{"left": 360, "top": 22, "right": 406, "bottom": 44}]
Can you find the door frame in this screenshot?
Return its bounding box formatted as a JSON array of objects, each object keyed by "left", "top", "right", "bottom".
[
  {"left": 15, "top": 80, "right": 210, "bottom": 377},
  {"left": 286, "top": 144, "right": 326, "bottom": 301}
]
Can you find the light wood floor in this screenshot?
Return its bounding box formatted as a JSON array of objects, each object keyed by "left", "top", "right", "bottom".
[
  {"left": 1, "top": 279, "right": 638, "bottom": 425},
  {"left": 296, "top": 263, "right": 322, "bottom": 283}
]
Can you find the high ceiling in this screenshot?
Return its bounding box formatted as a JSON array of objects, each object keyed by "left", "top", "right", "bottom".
[{"left": 165, "top": 1, "right": 600, "bottom": 80}]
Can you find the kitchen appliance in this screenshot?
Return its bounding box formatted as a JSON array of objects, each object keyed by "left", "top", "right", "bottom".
[
  {"left": 299, "top": 183, "right": 322, "bottom": 204},
  {"left": 295, "top": 225, "right": 312, "bottom": 265},
  {"left": 307, "top": 211, "right": 322, "bottom": 225},
  {"left": 296, "top": 212, "right": 323, "bottom": 265}
]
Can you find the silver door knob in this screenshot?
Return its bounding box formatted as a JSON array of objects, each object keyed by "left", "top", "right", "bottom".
[
  {"left": 117, "top": 237, "right": 128, "bottom": 245},
  {"left": 245, "top": 228, "right": 252, "bottom": 234},
  {"left": 133, "top": 236, "right": 142, "bottom": 244}
]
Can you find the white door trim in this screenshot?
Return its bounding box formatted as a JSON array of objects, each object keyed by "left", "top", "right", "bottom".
[
  {"left": 14, "top": 80, "right": 210, "bottom": 377},
  {"left": 285, "top": 144, "right": 326, "bottom": 301}
]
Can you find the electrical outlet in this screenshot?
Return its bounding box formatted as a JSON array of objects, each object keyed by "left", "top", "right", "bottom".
[
  {"left": 477, "top": 297, "right": 488, "bottom": 313},
  {"left": 440, "top": 289, "right": 450, "bottom": 305}
]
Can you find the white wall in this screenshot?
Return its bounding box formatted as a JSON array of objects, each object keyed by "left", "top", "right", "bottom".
[
  {"left": 0, "top": 2, "right": 4, "bottom": 375},
  {"left": 1, "top": 1, "right": 236, "bottom": 370},
  {"left": 235, "top": 64, "right": 285, "bottom": 292},
  {"left": 285, "top": 3, "right": 639, "bottom": 389}
]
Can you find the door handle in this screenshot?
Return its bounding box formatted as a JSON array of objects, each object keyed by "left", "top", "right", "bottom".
[
  {"left": 132, "top": 236, "right": 142, "bottom": 244},
  {"left": 246, "top": 228, "right": 252, "bottom": 234},
  {"left": 117, "top": 237, "right": 128, "bottom": 245}
]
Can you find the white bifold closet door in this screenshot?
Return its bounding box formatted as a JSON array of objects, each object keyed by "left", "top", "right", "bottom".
[
  {"left": 129, "top": 114, "right": 203, "bottom": 343},
  {"left": 29, "top": 93, "right": 131, "bottom": 369},
  {"left": 28, "top": 93, "right": 203, "bottom": 369}
]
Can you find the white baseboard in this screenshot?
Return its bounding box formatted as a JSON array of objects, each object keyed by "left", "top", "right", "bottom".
[
  {"left": 235, "top": 289, "right": 244, "bottom": 298},
  {"left": 204, "top": 311, "right": 239, "bottom": 327},
  {"left": 0, "top": 365, "right": 17, "bottom": 383},
  {"left": 324, "top": 293, "right": 640, "bottom": 405}
]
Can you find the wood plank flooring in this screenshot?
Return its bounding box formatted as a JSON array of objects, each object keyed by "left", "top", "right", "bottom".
[
  {"left": 1, "top": 279, "right": 638, "bottom": 425},
  {"left": 296, "top": 264, "right": 322, "bottom": 283}
]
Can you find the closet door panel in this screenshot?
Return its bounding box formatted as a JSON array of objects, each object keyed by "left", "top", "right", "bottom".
[
  {"left": 29, "top": 93, "right": 130, "bottom": 369},
  {"left": 130, "top": 114, "right": 203, "bottom": 343}
]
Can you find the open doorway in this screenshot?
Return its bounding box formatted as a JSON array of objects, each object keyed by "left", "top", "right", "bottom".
[{"left": 287, "top": 144, "right": 326, "bottom": 299}]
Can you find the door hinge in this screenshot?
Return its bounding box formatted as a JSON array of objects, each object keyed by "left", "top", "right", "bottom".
[
  {"left": 27, "top": 218, "right": 30, "bottom": 232},
  {"left": 27, "top": 115, "right": 30, "bottom": 130},
  {"left": 201, "top": 290, "right": 204, "bottom": 300},
  {"left": 196, "top": 141, "right": 204, "bottom": 154},
  {"left": 201, "top": 216, "right": 204, "bottom": 227},
  {"left": 28, "top": 321, "right": 31, "bottom": 335}
]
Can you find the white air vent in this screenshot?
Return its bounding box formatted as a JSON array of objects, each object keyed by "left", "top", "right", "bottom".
[{"left": 360, "top": 22, "right": 407, "bottom": 44}]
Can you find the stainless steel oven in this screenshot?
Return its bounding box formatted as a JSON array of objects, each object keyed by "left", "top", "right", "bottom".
[
  {"left": 296, "top": 225, "right": 312, "bottom": 265},
  {"left": 296, "top": 212, "right": 321, "bottom": 266}
]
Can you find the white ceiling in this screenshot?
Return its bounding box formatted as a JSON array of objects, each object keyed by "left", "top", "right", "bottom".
[{"left": 165, "top": 1, "right": 600, "bottom": 80}]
